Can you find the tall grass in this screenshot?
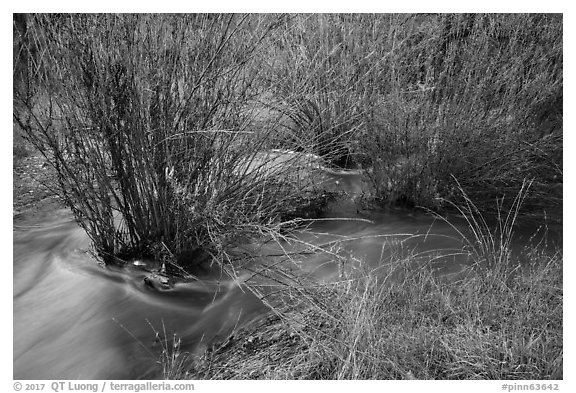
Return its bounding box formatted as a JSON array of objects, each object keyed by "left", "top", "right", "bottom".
[
  {"left": 12, "top": 14, "right": 561, "bottom": 379},
  {"left": 13, "top": 13, "right": 562, "bottom": 269},
  {"left": 432, "top": 179, "right": 531, "bottom": 274},
  {"left": 260, "top": 14, "right": 392, "bottom": 167},
  {"left": 173, "top": 250, "right": 562, "bottom": 379},
  {"left": 265, "top": 14, "right": 562, "bottom": 211},
  {"left": 179, "top": 187, "right": 562, "bottom": 380}
]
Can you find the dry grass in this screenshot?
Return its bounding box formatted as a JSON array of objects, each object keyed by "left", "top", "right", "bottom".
[
  {"left": 165, "top": 188, "right": 562, "bottom": 380},
  {"left": 12, "top": 15, "right": 562, "bottom": 380},
  {"left": 266, "top": 14, "right": 562, "bottom": 211},
  {"left": 13, "top": 13, "right": 562, "bottom": 268},
  {"left": 168, "top": 247, "right": 561, "bottom": 380}
]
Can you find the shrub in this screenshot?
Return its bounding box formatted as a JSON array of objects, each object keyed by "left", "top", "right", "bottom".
[
  {"left": 264, "top": 14, "right": 562, "bottom": 212},
  {"left": 12, "top": 14, "right": 326, "bottom": 272}
]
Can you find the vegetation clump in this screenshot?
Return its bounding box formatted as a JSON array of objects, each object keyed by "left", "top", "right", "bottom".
[
  {"left": 13, "top": 14, "right": 329, "bottom": 273},
  {"left": 182, "top": 252, "right": 561, "bottom": 380},
  {"left": 13, "top": 13, "right": 562, "bottom": 380},
  {"left": 14, "top": 13, "right": 562, "bottom": 271},
  {"left": 165, "top": 188, "right": 563, "bottom": 380}
]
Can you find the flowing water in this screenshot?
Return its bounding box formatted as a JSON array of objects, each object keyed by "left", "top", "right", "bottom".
[{"left": 13, "top": 166, "right": 560, "bottom": 379}]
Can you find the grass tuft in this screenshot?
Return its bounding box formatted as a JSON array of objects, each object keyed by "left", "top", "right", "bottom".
[{"left": 171, "top": 188, "right": 562, "bottom": 380}]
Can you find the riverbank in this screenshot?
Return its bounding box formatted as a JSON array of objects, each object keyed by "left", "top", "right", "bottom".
[
  {"left": 168, "top": 240, "right": 562, "bottom": 380},
  {"left": 161, "top": 184, "right": 563, "bottom": 380},
  {"left": 13, "top": 118, "right": 563, "bottom": 381},
  {"left": 13, "top": 132, "right": 563, "bottom": 380}
]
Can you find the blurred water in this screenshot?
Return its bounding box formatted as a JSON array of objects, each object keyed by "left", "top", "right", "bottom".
[
  {"left": 13, "top": 166, "right": 560, "bottom": 379},
  {"left": 13, "top": 215, "right": 265, "bottom": 379}
]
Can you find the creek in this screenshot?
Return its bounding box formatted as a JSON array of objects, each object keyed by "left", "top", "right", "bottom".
[{"left": 13, "top": 167, "right": 560, "bottom": 379}]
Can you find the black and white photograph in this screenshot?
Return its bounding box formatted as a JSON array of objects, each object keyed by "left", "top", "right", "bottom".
[{"left": 11, "top": 9, "right": 564, "bottom": 385}]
